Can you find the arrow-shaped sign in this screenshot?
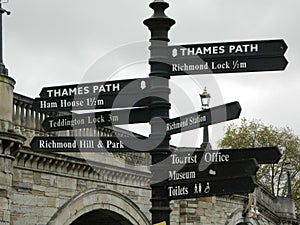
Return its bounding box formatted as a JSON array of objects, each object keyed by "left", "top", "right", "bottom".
[
  {"left": 30, "top": 136, "right": 143, "bottom": 153},
  {"left": 42, "top": 108, "right": 151, "bottom": 132},
  {"left": 167, "top": 176, "right": 256, "bottom": 200},
  {"left": 153, "top": 158, "right": 258, "bottom": 186},
  {"left": 169, "top": 39, "right": 288, "bottom": 59},
  {"left": 166, "top": 101, "right": 241, "bottom": 135},
  {"left": 169, "top": 56, "right": 288, "bottom": 76},
  {"left": 165, "top": 146, "right": 281, "bottom": 165},
  {"left": 42, "top": 101, "right": 240, "bottom": 132},
  {"left": 39, "top": 78, "right": 150, "bottom": 98},
  {"left": 32, "top": 94, "right": 154, "bottom": 112}
]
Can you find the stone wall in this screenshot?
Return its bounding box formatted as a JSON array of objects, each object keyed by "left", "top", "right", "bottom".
[
  {"left": 170, "top": 196, "right": 246, "bottom": 225},
  {"left": 10, "top": 146, "right": 151, "bottom": 225}
]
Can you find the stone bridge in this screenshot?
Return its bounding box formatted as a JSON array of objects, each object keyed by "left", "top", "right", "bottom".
[{"left": 0, "top": 76, "right": 299, "bottom": 224}]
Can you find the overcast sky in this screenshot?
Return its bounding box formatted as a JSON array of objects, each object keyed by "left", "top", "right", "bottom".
[{"left": 3, "top": 0, "right": 300, "bottom": 148}]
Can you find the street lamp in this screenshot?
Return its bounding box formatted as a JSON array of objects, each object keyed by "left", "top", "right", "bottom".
[
  {"left": 199, "top": 87, "right": 212, "bottom": 150},
  {"left": 285, "top": 162, "right": 293, "bottom": 198},
  {"left": 199, "top": 87, "right": 211, "bottom": 109}
]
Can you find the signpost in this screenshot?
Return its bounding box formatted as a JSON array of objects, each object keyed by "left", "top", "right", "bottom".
[
  {"left": 166, "top": 101, "right": 241, "bottom": 135},
  {"left": 168, "top": 39, "right": 288, "bottom": 76},
  {"left": 28, "top": 1, "right": 288, "bottom": 224},
  {"left": 42, "top": 107, "right": 151, "bottom": 132}
]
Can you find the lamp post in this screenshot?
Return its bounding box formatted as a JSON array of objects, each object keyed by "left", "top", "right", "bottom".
[
  {"left": 0, "top": 2, "right": 10, "bottom": 75},
  {"left": 199, "top": 87, "right": 212, "bottom": 150},
  {"left": 285, "top": 162, "right": 293, "bottom": 198}
]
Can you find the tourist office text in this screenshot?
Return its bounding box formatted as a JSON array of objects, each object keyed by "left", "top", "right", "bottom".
[
  {"left": 168, "top": 152, "right": 230, "bottom": 183},
  {"left": 170, "top": 152, "right": 230, "bottom": 164},
  {"left": 168, "top": 152, "right": 230, "bottom": 198}
]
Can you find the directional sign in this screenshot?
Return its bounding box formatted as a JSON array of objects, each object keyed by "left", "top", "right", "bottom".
[
  {"left": 169, "top": 56, "right": 288, "bottom": 76},
  {"left": 166, "top": 147, "right": 281, "bottom": 165},
  {"left": 169, "top": 39, "right": 287, "bottom": 59},
  {"left": 155, "top": 159, "right": 258, "bottom": 186},
  {"left": 32, "top": 94, "right": 153, "bottom": 112},
  {"left": 42, "top": 108, "right": 151, "bottom": 132},
  {"left": 39, "top": 78, "right": 150, "bottom": 98},
  {"left": 166, "top": 101, "right": 241, "bottom": 135},
  {"left": 167, "top": 176, "right": 256, "bottom": 200},
  {"left": 30, "top": 136, "right": 148, "bottom": 153}
]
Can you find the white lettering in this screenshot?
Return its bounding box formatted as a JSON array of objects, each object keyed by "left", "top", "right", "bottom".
[
  {"left": 204, "top": 152, "right": 230, "bottom": 163},
  {"left": 171, "top": 154, "right": 197, "bottom": 165}
]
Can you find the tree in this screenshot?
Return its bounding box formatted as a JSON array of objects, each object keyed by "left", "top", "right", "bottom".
[{"left": 218, "top": 118, "right": 300, "bottom": 213}]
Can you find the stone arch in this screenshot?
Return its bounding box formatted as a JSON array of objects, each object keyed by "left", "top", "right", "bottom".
[{"left": 47, "top": 189, "right": 150, "bottom": 225}]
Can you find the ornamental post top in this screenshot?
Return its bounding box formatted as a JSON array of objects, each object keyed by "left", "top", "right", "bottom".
[{"left": 143, "top": 0, "right": 175, "bottom": 41}]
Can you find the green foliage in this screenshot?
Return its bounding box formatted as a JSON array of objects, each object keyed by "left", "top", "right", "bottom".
[{"left": 218, "top": 118, "right": 300, "bottom": 213}]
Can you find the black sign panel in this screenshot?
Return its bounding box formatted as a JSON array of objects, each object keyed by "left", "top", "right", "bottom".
[
  {"left": 155, "top": 159, "right": 258, "bottom": 186},
  {"left": 167, "top": 176, "right": 256, "bottom": 200},
  {"left": 42, "top": 108, "right": 151, "bottom": 132},
  {"left": 169, "top": 39, "right": 287, "bottom": 59},
  {"left": 166, "top": 101, "right": 241, "bottom": 135},
  {"left": 166, "top": 147, "right": 281, "bottom": 165},
  {"left": 39, "top": 78, "right": 150, "bottom": 98},
  {"left": 32, "top": 94, "right": 152, "bottom": 112},
  {"left": 169, "top": 56, "right": 288, "bottom": 76},
  {"left": 30, "top": 136, "right": 149, "bottom": 153}
]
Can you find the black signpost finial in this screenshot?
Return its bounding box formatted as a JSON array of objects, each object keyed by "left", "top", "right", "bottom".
[
  {"left": 0, "top": 2, "right": 10, "bottom": 76},
  {"left": 144, "top": 1, "right": 175, "bottom": 224}
]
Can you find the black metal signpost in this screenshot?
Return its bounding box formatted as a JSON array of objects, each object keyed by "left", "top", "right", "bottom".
[
  {"left": 29, "top": 1, "right": 289, "bottom": 224},
  {"left": 142, "top": 1, "right": 286, "bottom": 224},
  {"left": 143, "top": 1, "right": 175, "bottom": 224}
]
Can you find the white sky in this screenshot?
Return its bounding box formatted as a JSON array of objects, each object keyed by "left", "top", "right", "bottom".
[{"left": 3, "top": 0, "right": 300, "bottom": 148}]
